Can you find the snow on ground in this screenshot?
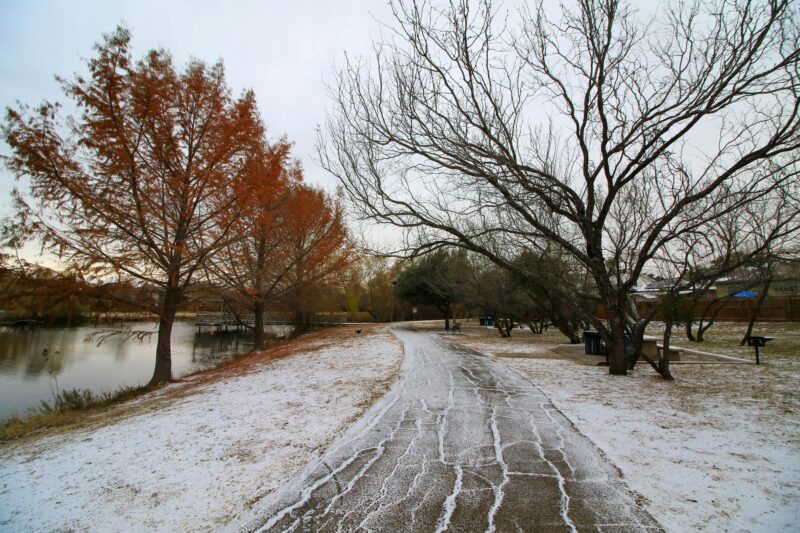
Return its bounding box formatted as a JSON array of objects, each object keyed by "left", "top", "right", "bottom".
[
  {"left": 454, "top": 333, "right": 800, "bottom": 532},
  {"left": 458, "top": 340, "right": 552, "bottom": 354},
  {"left": 0, "top": 328, "right": 403, "bottom": 532}
]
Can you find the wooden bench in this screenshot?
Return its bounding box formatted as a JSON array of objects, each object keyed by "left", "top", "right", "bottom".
[{"left": 657, "top": 346, "right": 682, "bottom": 361}]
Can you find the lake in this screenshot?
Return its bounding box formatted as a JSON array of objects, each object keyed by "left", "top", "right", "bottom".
[{"left": 0, "top": 320, "right": 272, "bottom": 421}]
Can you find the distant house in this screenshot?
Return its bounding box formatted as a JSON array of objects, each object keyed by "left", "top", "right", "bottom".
[
  {"left": 716, "top": 264, "right": 799, "bottom": 298},
  {"left": 624, "top": 265, "right": 799, "bottom": 322},
  {"left": 631, "top": 274, "right": 667, "bottom": 299},
  {"left": 631, "top": 274, "right": 707, "bottom": 299},
  {"left": 717, "top": 277, "right": 798, "bottom": 298}
]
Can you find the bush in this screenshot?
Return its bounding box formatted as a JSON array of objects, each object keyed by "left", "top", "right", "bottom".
[
  {"left": 2, "top": 385, "right": 150, "bottom": 441},
  {"left": 38, "top": 386, "right": 145, "bottom": 413}
]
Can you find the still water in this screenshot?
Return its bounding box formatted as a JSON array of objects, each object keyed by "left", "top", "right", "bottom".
[{"left": 0, "top": 320, "right": 256, "bottom": 421}]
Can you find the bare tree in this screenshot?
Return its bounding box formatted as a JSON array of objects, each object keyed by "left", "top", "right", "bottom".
[
  {"left": 345, "top": 256, "right": 401, "bottom": 322},
  {"left": 463, "top": 251, "right": 591, "bottom": 341},
  {"left": 624, "top": 186, "right": 798, "bottom": 376},
  {"left": 740, "top": 261, "right": 774, "bottom": 345},
  {"left": 319, "top": 0, "right": 800, "bottom": 375}
]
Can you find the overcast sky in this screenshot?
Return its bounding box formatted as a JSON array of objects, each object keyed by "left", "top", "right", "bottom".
[
  {"left": 0, "top": 0, "right": 708, "bottom": 265},
  {"left": 0, "top": 0, "right": 395, "bottom": 213}
]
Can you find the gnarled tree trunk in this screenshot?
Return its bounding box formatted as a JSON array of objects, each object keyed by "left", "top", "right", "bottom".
[
  {"left": 149, "top": 286, "right": 181, "bottom": 386},
  {"left": 604, "top": 306, "right": 629, "bottom": 376},
  {"left": 659, "top": 321, "right": 675, "bottom": 381},
  {"left": 253, "top": 300, "right": 265, "bottom": 352}
]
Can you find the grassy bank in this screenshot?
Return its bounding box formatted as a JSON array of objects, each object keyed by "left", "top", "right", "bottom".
[
  {"left": 0, "top": 325, "right": 401, "bottom": 532},
  {"left": 1, "top": 385, "right": 157, "bottom": 442},
  {"left": 0, "top": 333, "right": 288, "bottom": 442}
]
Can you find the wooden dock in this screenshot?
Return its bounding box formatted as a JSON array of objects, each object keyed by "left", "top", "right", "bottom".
[{"left": 194, "top": 313, "right": 355, "bottom": 333}]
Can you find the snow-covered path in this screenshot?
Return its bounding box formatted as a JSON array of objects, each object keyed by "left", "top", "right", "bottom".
[
  {"left": 235, "top": 329, "right": 659, "bottom": 532},
  {"left": 0, "top": 329, "right": 404, "bottom": 532}
]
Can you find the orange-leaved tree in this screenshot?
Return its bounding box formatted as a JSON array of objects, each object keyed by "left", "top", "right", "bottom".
[
  {"left": 2, "top": 27, "right": 263, "bottom": 384},
  {"left": 208, "top": 145, "right": 353, "bottom": 344},
  {"left": 205, "top": 139, "right": 299, "bottom": 351},
  {"left": 280, "top": 185, "right": 353, "bottom": 333}
]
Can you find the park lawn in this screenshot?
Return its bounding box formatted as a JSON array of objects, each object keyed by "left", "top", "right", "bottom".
[
  {"left": 447, "top": 321, "right": 800, "bottom": 533},
  {"left": 645, "top": 320, "right": 800, "bottom": 361},
  {"left": 445, "top": 317, "right": 800, "bottom": 361}
]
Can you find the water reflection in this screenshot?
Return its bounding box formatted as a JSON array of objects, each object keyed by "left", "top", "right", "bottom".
[
  {"left": 191, "top": 329, "right": 251, "bottom": 366},
  {"left": 0, "top": 321, "right": 260, "bottom": 421}
]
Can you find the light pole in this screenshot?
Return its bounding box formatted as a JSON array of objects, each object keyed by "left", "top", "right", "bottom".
[{"left": 392, "top": 278, "right": 398, "bottom": 323}]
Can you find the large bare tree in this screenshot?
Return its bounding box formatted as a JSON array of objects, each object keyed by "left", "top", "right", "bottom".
[{"left": 319, "top": 0, "right": 800, "bottom": 374}]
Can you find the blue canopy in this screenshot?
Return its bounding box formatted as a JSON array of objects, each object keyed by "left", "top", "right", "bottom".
[{"left": 733, "top": 290, "right": 758, "bottom": 298}]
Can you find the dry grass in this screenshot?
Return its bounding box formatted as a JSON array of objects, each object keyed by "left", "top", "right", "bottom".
[
  {"left": 431, "top": 318, "right": 800, "bottom": 364},
  {"left": 446, "top": 320, "right": 800, "bottom": 418},
  {"left": 0, "top": 325, "right": 379, "bottom": 444},
  {"left": 0, "top": 386, "right": 156, "bottom": 443},
  {"left": 439, "top": 319, "right": 577, "bottom": 348},
  {"left": 646, "top": 321, "right": 800, "bottom": 362}
]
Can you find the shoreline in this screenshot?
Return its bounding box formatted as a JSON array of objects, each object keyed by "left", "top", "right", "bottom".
[{"left": 0, "top": 325, "right": 404, "bottom": 531}]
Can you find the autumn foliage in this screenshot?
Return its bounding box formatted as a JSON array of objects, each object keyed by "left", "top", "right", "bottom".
[
  {"left": 207, "top": 139, "right": 352, "bottom": 349},
  {"left": 279, "top": 185, "right": 353, "bottom": 334},
  {"left": 2, "top": 27, "right": 352, "bottom": 383}
]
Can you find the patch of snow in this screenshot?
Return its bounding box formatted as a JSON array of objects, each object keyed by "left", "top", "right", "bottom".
[
  {"left": 0, "top": 330, "right": 403, "bottom": 532},
  {"left": 456, "top": 341, "right": 552, "bottom": 355},
  {"left": 502, "top": 356, "right": 800, "bottom": 532}
]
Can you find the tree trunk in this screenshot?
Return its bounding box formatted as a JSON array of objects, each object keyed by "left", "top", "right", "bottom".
[
  {"left": 627, "top": 319, "right": 650, "bottom": 370},
  {"left": 149, "top": 287, "right": 180, "bottom": 386},
  {"left": 548, "top": 304, "right": 584, "bottom": 344},
  {"left": 740, "top": 276, "right": 772, "bottom": 346},
  {"left": 495, "top": 318, "right": 514, "bottom": 337},
  {"left": 526, "top": 321, "right": 543, "bottom": 334},
  {"left": 697, "top": 320, "right": 713, "bottom": 342},
  {"left": 659, "top": 321, "right": 675, "bottom": 381},
  {"left": 606, "top": 312, "right": 628, "bottom": 375},
  {"left": 443, "top": 302, "right": 450, "bottom": 331},
  {"left": 695, "top": 293, "right": 746, "bottom": 343},
  {"left": 594, "top": 273, "right": 628, "bottom": 375},
  {"left": 294, "top": 309, "right": 308, "bottom": 335},
  {"left": 553, "top": 320, "right": 581, "bottom": 344},
  {"left": 497, "top": 318, "right": 514, "bottom": 337},
  {"left": 253, "top": 300, "right": 265, "bottom": 352},
  {"left": 529, "top": 319, "right": 549, "bottom": 335},
  {"left": 685, "top": 321, "right": 696, "bottom": 342}
]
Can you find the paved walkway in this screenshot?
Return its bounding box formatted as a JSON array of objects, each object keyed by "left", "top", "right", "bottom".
[{"left": 236, "top": 328, "right": 660, "bottom": 532}]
